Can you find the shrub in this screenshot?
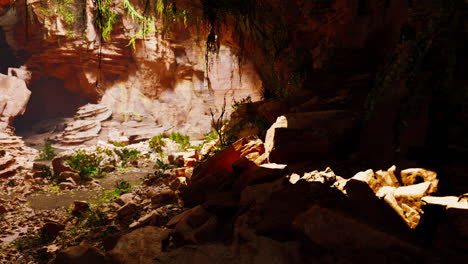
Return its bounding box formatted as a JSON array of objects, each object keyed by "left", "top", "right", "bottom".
[
  {"left": 115, "top": 179, "right": 132, "bottom": 194},
  {"left": 112, "top": 142, "right": 128, "bottom": 147},
  {"left": 36, "top": 142, "right": 56, "bottom": 161},
  {"left": 231, "top": 96, "right": 252, "bottom": 110},
  {"left": 154, "top": 159, "right": 169, "bottom": 171},
  {"left": 66, "top": 150, "right": 104, "bottom": 180},
  {"left": 101, "top": 180, "right": 132, "bottom": 202},
  {"left": 169, "top": 132, "right": 191, "bottom": 151},
  {"left": 204, "top": 129, "right": 219, "bottom": 142},
  {"left": 113, "top": 148, "right": 140, "bottom": 166},
  {"left": 149, "top": 134, "right": 166, "bottom": 156}
]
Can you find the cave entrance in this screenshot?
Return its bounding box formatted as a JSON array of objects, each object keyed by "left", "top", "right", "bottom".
[
  {"left": 0, "top": 28, "right": 20, "bottom": 74},
  {"left": 13, "top": 77, "right": 92, "bottom": 138}
]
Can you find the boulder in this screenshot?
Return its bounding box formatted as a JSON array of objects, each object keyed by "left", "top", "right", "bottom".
[
  {"left": 0, "top": 204, "right": 7, "bottom": 215},
  {"left": 293, "top": 204, "right": 428, "bottom": 263},
  {"left": 0, "top": 74, "right": 31, "bottom": 121},
  {"left": 257, "top": 99, "right": 289, "bottom": 123},
  {"left": 169, "top": 177, "right": 187, "bottom": 191},
  {"left": 115, "top": 193, "right": 135, "bottom": 206},
  {"left": 129, "top": 210, "right": 165, "bottom": 229},
  {"left": 107, "top": 226, "right": 170, "bottom": 264},
  {"left": 375, "top": 165, "right": 399, "bottom": 187},
  {"left": 203, "top": 191, "right": 239, "bottom": 216},
  {"left": 394, "top": 182, "right": 432, "bottom": 199},
  {"left": 59, "top": 182, "right": 76, "bottom": 190},
  {"left": 265, "top": 111, "right": 357, "bottom": 164},
  {"left": 52, "top": 157, "right": 78, "bottom": 176},
  {"left": 167, "top": 205, "right": 219, "bottom": 245},
  {"left": 151, "top": 189, "right": 177, "bottom": 206},
  {"left": 153, "top": 234, "right": 300, "bottom": 264},
  {"left": 240, "top": 180, "right": 346, "bottom": 239},
  {"left": 71, "top": 200, "right": 90, "bottom": 215},
  {"left": 400, "top": 168, "right": 438, "bottom": 193},
  {"left": 239, "top": 163, "right": 288, "bottom": 186},
  {"left": 418, "top": 196, "right": 468, "bottom": 263},
  {"left": 182, "top": 137, "right": 264, "bottom": 206},
  {"left": 41, "top": 221, "right": 65, "bottom": 238},
  {"left": 344, "top": 179, "right": 412, "bottom": 236},
  {"left": 52, "top": 245, "right": 108, "bottom": 264},
  {"left": 301, "top": 167, "right": 338, "bottom": 185},
  {"left": 59, "top": 171, "right": 81, "bottom": 184},
  {"left": 117, "top": 202, "right": 138, "bottom": 218}
]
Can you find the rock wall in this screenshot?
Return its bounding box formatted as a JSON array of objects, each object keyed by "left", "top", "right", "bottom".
[
  {"left": 0, "top": 0, "right": 466, "bottom": 192},
  {"left": 1, "top": 0, "right": 262, "bottom": 138}
]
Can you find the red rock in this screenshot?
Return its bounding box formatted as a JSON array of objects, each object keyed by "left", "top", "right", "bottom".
[
  {"left": 117, "top": 202, "right": 138, "bottom": 218},
  {"left": 52, "top": 157, "right": 78, "bottom": 176},
  {"left": 151, "top": 190, "right": 177, "bottom": 206},
  {"left": 41, "top": 221, "right": 65, "bottom": 238},
  {"left": 239, "top": 163, "right": 288, "bottom": 186},
  {"left": 293, "top": 205, "right": 425, "bottom": 256},
  {"left": 59, "top": 171, "right": 81, "bottom": 184},
  {"left": 115, "top": 193, "right": 135, "bottom": 206},
  {"left": 71, "top": 200, "right": 90, "bottom": 215},
  {"left": 129, "top": 210, "right": 165, "bottom": 229},
  {"left": 59, "top": 182, "right": 75, "bottom": 190},
  {"left": 52, "top": 245, "right": 108, "bottom": 264},
  {"left": 107, "top": 226, "right": 170, "bottom": 264},
  {"left": 167, "top": 205, "right": 219, "bottom": 245},
  {"left": 400, "top": 168, "right": 438, "bottom": 193},
  {"left": 0, "top": 204, "right": 6, "bottom": 215},
  {"left": 0, "top": 74, "right": 31, "bottom": 121}
]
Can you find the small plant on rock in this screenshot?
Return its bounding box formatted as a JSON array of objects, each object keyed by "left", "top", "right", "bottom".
[
  {"left": 36, "top": 142, "right": 56, "bottom": 161},
  {"left": 169, "top": 132, "right": 191, "bottom": 151},
  {"left": 66, "top": 150, "right": 104, "bottom": 181},
  {"left": 209, "top": 97, "right": 232, "bottom": 147},
  {"left": 204, "top": 129, "right": 219, "bottom": 143},
  {"left": 149, "top": 134, "right": 166, "bottom": 156},
  {"left": 101, "top": 180, "right": 132, "bottom": 202},
  {"left": 231, "top": 96, "right": 252, "bottom": 111},
  {"left": 112, "top": 142, "right": 128, "bottom": 147},
  {"left": 115, "top": 179, "right": 132, "bottom": 194},
  {"left": 155, "top": 159, "right": 169, "bottom": 171},
  {"left": 113, "top": 148, "right": 140, "bottom": 167}
]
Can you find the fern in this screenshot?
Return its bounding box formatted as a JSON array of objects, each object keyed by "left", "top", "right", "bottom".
[
  {"left": 123, "top": 0, "right": 145, "bottom": 20},
  {"left": 95, "top": 0, "right": 117, "bottom": 41},
  {"left": 156, "top": 0, "right": 165, "bottom": 16}
]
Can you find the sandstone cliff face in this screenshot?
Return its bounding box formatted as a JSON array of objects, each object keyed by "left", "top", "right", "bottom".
[
  {"left": 0, "top": 0, "right": 466, "bottom": 193},
  {"left": 1, "top": 0, "right": 262, "bottom": 138}
]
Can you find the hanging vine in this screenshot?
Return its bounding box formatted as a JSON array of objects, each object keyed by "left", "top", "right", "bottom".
[{"left": 95, "top": 0, "right": 117, "bottom": 41}]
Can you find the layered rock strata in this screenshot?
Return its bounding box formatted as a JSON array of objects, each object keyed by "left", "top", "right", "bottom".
[{"left": 51, "top": 104, "right": 111, "bottom": 148}]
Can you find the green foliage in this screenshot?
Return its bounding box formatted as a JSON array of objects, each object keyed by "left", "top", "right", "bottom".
[
  {"left": 231, "top": 96, "right": 252, "bottom": 111},
  {"left": 112, "top": 141, "right": 128, "bottom": 147},
  {"left": 115, "top": 179, "right": 132, "bottom": 193},
  {"left": 113, "top": 148, "right": 140, "bottom": 166},
  {"left": 122, "top": 0, "right": 190, "bottom": 49},
  {"left": 204, "top": 129, "right": 219, "bottom": 143},
  {"left": 96, "top": 146, "right": 114, "bottom": 156},
  {"left": 155, "top": 158, "right": 169, "bottom": 170},
  {"left": 66, "top": 150, "right": 104, "bottom": 180},
  {"left": 10, "top": 231, "right": 53, "bottom": 251},
  {"left": 39, "top": 165, "right": 53, "bottom": 179},
  {"left": 149, "top": 134, "right": 166, "bottom": 156},
  {"left": 95, "top": 0, "right": 117, "bottom": 41},
  {"left": 36, "top": 142, "right": 56, "bottom": 161},
  {"left": 40, "top": 0, "right": 86, "bottom": 34},
  {"left": 169, "top": 132, "right": 191, "bottom": 151},
  {"left": 123, "top": 0, "right": 156, "bottom": 49},
  {"left": 77, "top": 206, "right": 108, "bottom": 228},
  {"left": 210, "top": 98, "right": 231, "bottom": 146},
  {"left": 101, "top": 180, "right": 132, "bottom": 202}
]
